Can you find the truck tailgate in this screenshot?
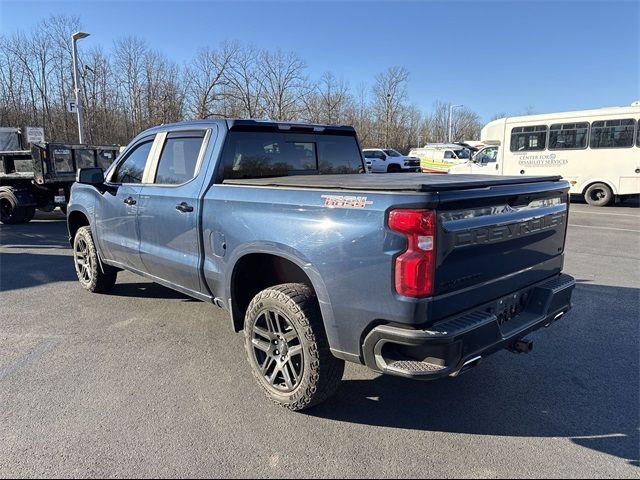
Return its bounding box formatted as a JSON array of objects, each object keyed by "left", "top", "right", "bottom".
[{"left": 432, "top": 179, "right": 570, "bottom": 317}]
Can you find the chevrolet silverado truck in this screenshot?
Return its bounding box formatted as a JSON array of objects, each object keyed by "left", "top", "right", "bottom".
[{"left": 67, "top": 119, "right": 575, "bottom": 411}]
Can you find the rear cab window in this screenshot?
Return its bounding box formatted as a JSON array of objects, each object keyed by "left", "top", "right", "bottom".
[{"left": 221, "top": 131, "right": 364, "bottom": 179}]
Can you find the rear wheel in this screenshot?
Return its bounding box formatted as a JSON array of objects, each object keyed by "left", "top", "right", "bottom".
[
  {"left": 584, "top": 183, "right": 613, "bottom": 206},
  {"left": 244, "top": 283, "right": 344, "bottom": 411},
  {"left": 73, "top": 226, "right": 117, "bottom": 293},
  {"left": 0, "top": 188, "right": 26, "bottom": 224}
]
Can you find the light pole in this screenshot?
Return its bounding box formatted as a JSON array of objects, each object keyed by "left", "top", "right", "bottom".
[
  {"left": 71, "top": 31, "right": 90, "bottom": 144},
  {"left": 385, "top": 93, "right": 391, "bottom": 148},
  {"left": 448, "top": 103, "right": 463, "bottom": 143}
]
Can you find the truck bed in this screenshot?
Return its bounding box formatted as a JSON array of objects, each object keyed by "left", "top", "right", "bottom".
[{"left": 223, "top": 173, "right": 563, "bottom": 192}]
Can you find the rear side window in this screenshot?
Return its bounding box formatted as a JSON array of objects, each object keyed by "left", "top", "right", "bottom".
[
  {"left": 222, "top": 131, "right": 363, "bottom": 179},
  {"left": 510, "top": 125, "right": 547, "bottom": 151},
  {"left": 154, "top": 130, "right": 205, "bottom": 185},
  {"left": 590, "top": 119, "right": 635, "bottom": 149},
  {"left": 111, "top": 140, "right": 153, "bottom": 184},
  {"left": 549, "top": 122, "right": 589, "bottom": 150}
]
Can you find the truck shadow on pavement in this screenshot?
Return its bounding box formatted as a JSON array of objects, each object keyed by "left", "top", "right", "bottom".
[{"left": 311, "top": 282, "right": 639, "bottom": 466}]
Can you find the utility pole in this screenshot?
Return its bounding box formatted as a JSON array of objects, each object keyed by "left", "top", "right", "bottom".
[
  {"left": 448, "top": 104, "right": 463, "bottom": 143},
  {"left": 71, "top": 31, "right": 90, "bottom": 144}
]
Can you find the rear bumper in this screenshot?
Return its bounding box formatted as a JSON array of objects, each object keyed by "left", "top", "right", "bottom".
[{"left": 362, "top": 273, "right": 575, "bottom": 379}]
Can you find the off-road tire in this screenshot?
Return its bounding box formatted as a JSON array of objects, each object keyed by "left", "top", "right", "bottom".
[
  {"left": 73, "top": 226, "right": 117, "bottom": 293},
  {"left": 244, "top": 283, "right": 344, "bottom": 411},
  {"left": 0, "top": 188, "right": 26, "bottom": 224},
  {"left": 584, "top": 183, "right": 613, "bottom": 207}
]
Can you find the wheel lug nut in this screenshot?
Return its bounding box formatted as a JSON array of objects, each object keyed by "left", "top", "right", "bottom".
[
  {"left": 281, "top": 356, "right": 285, "bottom": 361},
  {"left": 274, "top": 350, "right": 279, "bottom": 355}
]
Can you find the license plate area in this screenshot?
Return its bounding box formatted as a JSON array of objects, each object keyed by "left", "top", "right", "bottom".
[
  {"left": 486, "top": 289, "right": 532, "bottom": 329},
  {"left": 54, "top": 195, "right": 66, "bottom": 204}
]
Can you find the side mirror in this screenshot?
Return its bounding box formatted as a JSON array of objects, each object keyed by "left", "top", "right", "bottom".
[{"left": 77, "top": 167, "right": 104, "bottom": 186}]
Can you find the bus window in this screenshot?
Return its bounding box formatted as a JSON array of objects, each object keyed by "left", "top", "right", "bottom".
[
  {"left": 549, "top": 122, "right": 589, "bottom": 150},
  {"left": 510, "top": 125, "right": 547, "bottom": 152},
  {"left": 637, "top": 120, "right": 640, "bottom": 147},
  {"left": 590, "top": 119, "right": 635, "bottom": 149}
]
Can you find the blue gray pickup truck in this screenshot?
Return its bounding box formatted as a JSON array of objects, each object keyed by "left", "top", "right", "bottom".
[{"left": 68, "top": 119, "right": 575, "bottom": 411}]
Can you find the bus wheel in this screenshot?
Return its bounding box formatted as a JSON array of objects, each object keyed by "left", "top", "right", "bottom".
[{"left": 584, "top": 183, "right": 613, "bottom": 207}]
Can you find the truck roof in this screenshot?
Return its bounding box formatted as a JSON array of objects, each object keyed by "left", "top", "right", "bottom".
[{"left": 139, "top": 119, "right": 356, "bottom": 136}]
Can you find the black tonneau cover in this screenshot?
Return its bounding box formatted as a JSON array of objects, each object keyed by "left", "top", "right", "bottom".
[{"left": 223, "top": 173, "right": 563, "bottom": 192}]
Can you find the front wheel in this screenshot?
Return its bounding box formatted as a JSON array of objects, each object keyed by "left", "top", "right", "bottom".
[
  {"left": 244, "top": 283, "right": 344, "bottom": 411},
  {"left": 73, "top": 226, "right": 117, "bottom": 293},
  {"left": 584, "top": 183, "right": 613, "bottom": 206}
]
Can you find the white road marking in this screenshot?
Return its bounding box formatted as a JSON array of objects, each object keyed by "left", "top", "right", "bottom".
[
  {"left": 569, "top": 223, "right": 640, "bottom": 233},
  {"left": 570, "top": 210, "right": 639, "bottom": 218},
  {"left": 0, "top": 339, "right": 59, "bottom": 381}
]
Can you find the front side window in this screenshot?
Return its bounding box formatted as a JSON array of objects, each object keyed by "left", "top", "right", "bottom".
[
  {"left": 549, "top": 122, "right": 589, "bottom": 150},
  {"left": 111, "top": 140, "right": 153, "bottom": 184},
  {"left": 510, "top": 125, "right": 547, "bottom": 151},
  {"left": 383, "top": 149, "right": 402, "bottom": 157},
  {"left": 454, "top": 149, "right": 469, "bottom": 159},
  {"left": 476, "top": 147, "right": 498, "bottom": 163},
  {"left": 154, "top": 130, "right": 205, "bottom": 185},
  {"left": 590, "top": 119, "right": 635, "bottom": 149}
]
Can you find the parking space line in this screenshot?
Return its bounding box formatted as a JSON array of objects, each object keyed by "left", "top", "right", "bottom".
[
  {"left": 570, "top": 211, "right": 639, "bottom": 218},
  {"left": 0, "top": 339, "right": 59, "bottom": 381},
  {"left": 569, "top": 224, "right": 640, "bottom": 233}
]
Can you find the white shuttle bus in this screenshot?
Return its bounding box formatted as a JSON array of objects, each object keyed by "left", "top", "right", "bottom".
[{"left": 449, "top": 103, "right": 640, "bottom": 206}]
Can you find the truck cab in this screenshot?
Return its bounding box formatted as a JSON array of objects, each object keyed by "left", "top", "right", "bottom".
[{"left": 449, "top": 145, "right": 500, "bottom": 174}]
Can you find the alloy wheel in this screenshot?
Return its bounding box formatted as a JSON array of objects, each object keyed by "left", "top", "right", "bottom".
[{"left": 251, "top": 309, "right": 303, "bottom": 393}]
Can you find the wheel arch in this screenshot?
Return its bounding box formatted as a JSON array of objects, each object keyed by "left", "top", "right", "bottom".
[
  {"left": 67, "top": 209, "right": 91, "bottom": 246},
  {"left": 227, "top": 247, "right": 334, "bottom": 337},
  {"left": 580, "top": 178, "right": 618, "bottom": 196}
]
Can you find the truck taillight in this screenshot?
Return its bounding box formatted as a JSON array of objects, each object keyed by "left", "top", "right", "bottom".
[{"left": 388, "top": 209, "right": 435, "bottom": 297}]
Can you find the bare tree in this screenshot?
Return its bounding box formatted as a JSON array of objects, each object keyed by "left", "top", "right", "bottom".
[
  {"left": 223, "top": 44, "right": 265, "bottom": 118},
  {"left": 259, "top": 49, "right": 307, "bottom": 121},
  {"left": 0, "top": 14, "right": 491, "bottom": 150},
  {"left": 185, "top": 43, "right": 236, "bottom": 119},
  {"left": 372, "top": 66, "right": 409, "bottom": 147}
]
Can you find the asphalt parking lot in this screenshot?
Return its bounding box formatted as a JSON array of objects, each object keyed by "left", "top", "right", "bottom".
[{"left": 1, "top": 199, "right": 638, "bottom": 478}]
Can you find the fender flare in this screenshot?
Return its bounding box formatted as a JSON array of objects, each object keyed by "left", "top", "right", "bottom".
[{"left": 225, "top": 242, "right": 337, "bottom": 344}]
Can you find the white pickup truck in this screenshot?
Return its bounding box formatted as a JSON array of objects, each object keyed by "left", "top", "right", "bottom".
[{"left": 362, "top": 148, "right": 421, "bottom": 173}]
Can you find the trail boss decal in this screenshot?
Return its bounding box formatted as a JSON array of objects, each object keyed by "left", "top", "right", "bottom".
[{"left": 321, "top": 195, "right": 373, "bottom": 209}]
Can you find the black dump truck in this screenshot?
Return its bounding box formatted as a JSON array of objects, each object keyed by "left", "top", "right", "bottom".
[{"left": 0, "top": 127, "right": 119, "bottom": 224}]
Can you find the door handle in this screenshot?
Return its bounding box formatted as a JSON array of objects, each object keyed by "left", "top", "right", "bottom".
[
  {"left": 175, "top": 202, "right": 194, "bottom": 213},
  {"left": 124, "top": 197, "right": 136, "bottom": 205}
]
